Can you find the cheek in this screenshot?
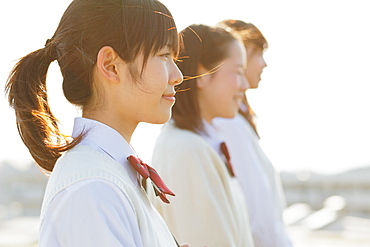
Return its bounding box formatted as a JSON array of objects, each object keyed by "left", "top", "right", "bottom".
[
  {"left": 228, "top": 74, "right": 243, "bottom": 90},
  {"left": 144, "top": 71, "right": 168, "bottom": 94},
  {"left": 248, "top": 56, "right": 260, "bottom": 69},
  {"left": 246, "top": 66, "right": 257, "bottom": 78},
  {"left": 211, "top": 72, "right": 239, "bottom": 96}
]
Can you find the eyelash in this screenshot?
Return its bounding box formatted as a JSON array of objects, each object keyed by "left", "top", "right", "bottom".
[{"left": 161, "top": 53, "right": 171, "bottom": 59}]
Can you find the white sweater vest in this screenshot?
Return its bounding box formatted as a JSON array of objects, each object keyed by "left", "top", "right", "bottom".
[{"left": 40, "top": 145, "right": 177, "bottom": 247}]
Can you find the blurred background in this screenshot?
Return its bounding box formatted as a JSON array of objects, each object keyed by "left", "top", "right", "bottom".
[{"left": 1, "top": 0, "right": 370, "bottom": 246}]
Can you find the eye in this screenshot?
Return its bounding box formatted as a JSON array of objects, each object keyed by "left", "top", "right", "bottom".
[{"left": 160, "top": 53, "right": 171, "bottom": 59}]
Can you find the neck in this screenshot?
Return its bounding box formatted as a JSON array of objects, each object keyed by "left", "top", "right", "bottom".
[
  {"left": 200, "top": 109, "right": 214, "bottom": 124},
  {"left": 82, "top": 110, "right": 137, "bottom": 143},
  {"left": 198, "top": 94, "right": 214, "bottom": 124}
]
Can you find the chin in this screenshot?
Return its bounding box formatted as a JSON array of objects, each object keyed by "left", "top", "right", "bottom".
[
  {"left": 147, "top": 113, "right": 171, "bottom": 125},
  {"left": 220, "top": 110, "right": 238, "bottom": 119},
  {"left": 250, "top": 79, "right": 261, "bottom": 89}
]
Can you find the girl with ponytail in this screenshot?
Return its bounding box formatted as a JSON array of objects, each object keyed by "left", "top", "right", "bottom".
[
  {"left": 6, "top": 0, "right": 187, "bottom": 246},
  {"left": 148, "top": 24, "right": 254, "bottom": 246}
]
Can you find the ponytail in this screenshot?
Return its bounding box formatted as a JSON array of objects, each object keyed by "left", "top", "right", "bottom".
[{"left": 5, "top": 42, "right": 79, "bottom": 172}]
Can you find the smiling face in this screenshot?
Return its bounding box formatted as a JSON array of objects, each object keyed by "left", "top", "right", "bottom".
[
  {"left": 197, "top": 40, "right": 249, "bottom": 123},
  {"left": 117, "top": 47, "right": 183, "bottom": 125},
  {"left": 86, "top": 46, "right": 183, "bottom": 141},
  {"left": 245, "top": 47, "right": 267, "bottom": 88}
]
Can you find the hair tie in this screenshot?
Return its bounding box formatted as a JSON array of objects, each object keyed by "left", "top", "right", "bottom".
[
  {"left": 44, "top": 38, "right": 60, "bottom": 61},
  {"left": 45, "top": 38, "right": 53, "bottom": 47}
]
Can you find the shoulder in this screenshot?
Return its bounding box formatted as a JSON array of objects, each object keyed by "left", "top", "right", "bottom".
[
  {"left": 152, "top": 123, "right": 223, "bottom": 170},
  {"left": 156, "top": 122, "right": 210, "bottom": 152},
  {"left": 54, "top": 179, "right": 134, "bottom": 210},
  {"left": 213, "top": 114, "right": 249, "bottom": 130},
  {"left": 47, "top": 178, "right": 134, "bottom": 211},
  {"left": 42, "top": 178, "right": 136, "bottom": 222},
  {"left": 53, "top": 145, "right": 125, "bottom": 180},
  {"left": 40, "top": 178, "right": 142, "bottom": 247},
  {"left": 51, "top": 145, "right": 127, "bottom": 188},
  {"left": 42, "top": 145, "right": 134, "bottom": 217},
  {"left": 213, "top": 114, "right": 258, "bottom": 140},
  {"left": 55, "top": 145, "right": 115, "bottom": 169}
]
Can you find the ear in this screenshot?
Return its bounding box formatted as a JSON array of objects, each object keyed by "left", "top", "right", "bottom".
[
  {"left": 96, "top": 46, "right": 121, "bottom": 83},
  {"left": 196, "top": 64, "right": 211, "bottom": 89}
]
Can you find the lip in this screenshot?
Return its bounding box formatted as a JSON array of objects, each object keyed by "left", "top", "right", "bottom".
[{"left": 162, "top": 92, "right": 176, "bottom": 102}]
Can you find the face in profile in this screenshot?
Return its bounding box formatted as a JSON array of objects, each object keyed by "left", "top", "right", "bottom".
[
  {"left": 115, "top": 46, "right": 183, "bottom": 125},
  {"left": 245, "top": 47, "right": 267, "bottom": 88},
  {"left": 197, "top": 40, "right": 249, "bottom": 122}
]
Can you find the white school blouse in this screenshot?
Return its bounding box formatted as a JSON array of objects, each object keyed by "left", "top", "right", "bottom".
[
  {"left": 39, "top": 117, "right": 177, "bottom": 247},
  {"left": 148, "top": 121, "right": 254, "bottom": 247},
  {"left": 213, "top": 114, "right": 293, "bottom": 247}
]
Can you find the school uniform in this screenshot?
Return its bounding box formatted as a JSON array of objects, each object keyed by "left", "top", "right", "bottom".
[
  {"left": 39, "top": 117, "right": 177, "bottom": 247},
  {"left": 213, "top": 113, "right": 293, "bottom": 247},
  {"left": 148, "top": 121, "right": 254, "bottom": 247}
]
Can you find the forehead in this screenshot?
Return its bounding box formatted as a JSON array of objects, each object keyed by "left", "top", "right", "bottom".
[
  {"left": 224, "top": 40, "right": 247, "bottom": 67},
  {"left": 246, "top": 46, "right": 263, "bottom": 57}
]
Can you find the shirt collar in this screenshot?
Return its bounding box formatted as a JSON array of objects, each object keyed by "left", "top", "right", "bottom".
[
  {"left": 72, "top": 117, "right": 138, "bottom": 184},
  {"left": 239, "top": 103, "right": 248, "bottom": 113},
  {"left": 200, "top": 120, "right": 224, "bottom": 156}
]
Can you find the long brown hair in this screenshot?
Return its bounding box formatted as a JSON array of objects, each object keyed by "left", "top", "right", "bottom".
[
  {"left": 173, "top": 24, "right": 236, "bottom": 134},
  {"left": 5, "top": 0, "right": 179, "bottom": 172},
  {"left": 218, "top": 20, "right": 268, "bottom": 136}
]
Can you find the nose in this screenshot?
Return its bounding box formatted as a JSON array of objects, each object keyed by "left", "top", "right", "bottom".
[
  {"left": 170, "top": 61, "right": 183, "bottom": 86},
  {"left": 262, "top": 58, "right": 267, "bottom": 68}
]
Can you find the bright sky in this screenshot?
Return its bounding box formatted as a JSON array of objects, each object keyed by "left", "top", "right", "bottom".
[{"left": 1, "top": 0, "right": 370, "bottom": 174}]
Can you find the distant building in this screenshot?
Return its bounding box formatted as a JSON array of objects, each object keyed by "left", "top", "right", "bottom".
[
  {"left": 0, "top": 161, "right": 47, "bottom": 218},
  {"left": 281, "top": 166, "right": 370, "bottom": 217}
]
